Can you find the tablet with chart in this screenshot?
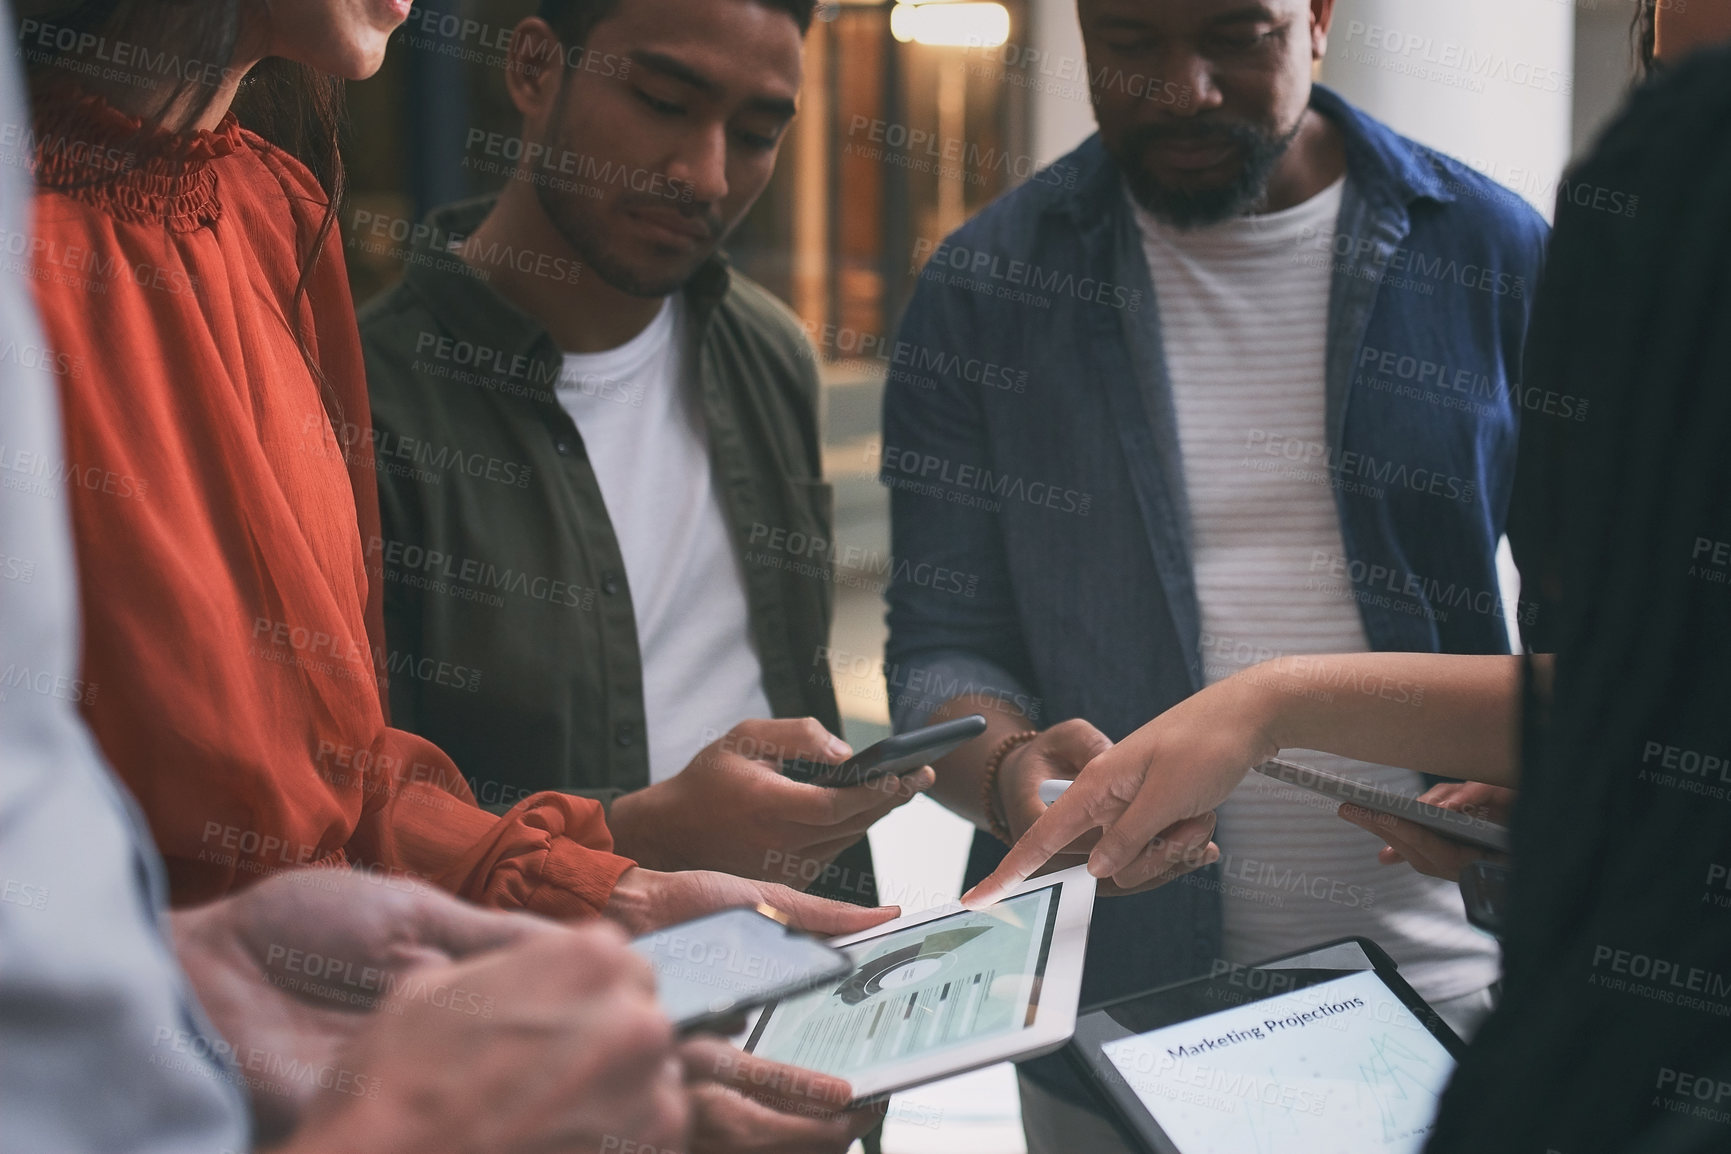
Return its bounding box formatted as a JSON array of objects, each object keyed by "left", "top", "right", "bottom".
[
  {"left": 1068, "top": 938, "right": 1467, "bottom": 1154},
  {"left": 744, "top": 865, "right": 1096, "bottom": 1102},
  {"left": 1099, "top": 970, "right": 1455, "bottom": 1153}
]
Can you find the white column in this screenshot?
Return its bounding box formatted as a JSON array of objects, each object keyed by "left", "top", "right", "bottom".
[
  {"left": 1027, "top": 0, "right": 1096, "bottom": 166},
  {"left": 1320, "top": 0, "right": 1576, "bottom": 220}
]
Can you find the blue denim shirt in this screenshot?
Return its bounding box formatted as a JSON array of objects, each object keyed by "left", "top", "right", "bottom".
[{"left": 882, "top": 86, "right": 1548, "bottom": 1098}]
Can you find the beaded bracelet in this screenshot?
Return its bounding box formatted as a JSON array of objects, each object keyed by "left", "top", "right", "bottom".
[{"left": 980, "top": 730, "right": 1039, "bottom": 845}]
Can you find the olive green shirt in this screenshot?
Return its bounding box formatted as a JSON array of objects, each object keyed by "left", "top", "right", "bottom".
[{"left": 358, "top": 198, "right": 871, "bottom": 900}]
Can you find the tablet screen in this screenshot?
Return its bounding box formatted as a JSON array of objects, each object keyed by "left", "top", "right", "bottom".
[
  {"left": 1097, "top": 969, "right": 1456, "bottom": 1153},
  {"left": 747, "top": 884, "right": 1060, "bottom": 1079}
]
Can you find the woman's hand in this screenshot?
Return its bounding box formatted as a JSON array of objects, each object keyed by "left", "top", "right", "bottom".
[
  {"left": 1339, "top": 781, "right": 1515, "bottom": 881},
  {"left": 962, "top": 670, "right": 1283, "bottom": 907}
]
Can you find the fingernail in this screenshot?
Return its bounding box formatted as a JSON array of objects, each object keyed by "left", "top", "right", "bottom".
[{"left": 828, "top": 738, "right": 851, "bottom": 758}]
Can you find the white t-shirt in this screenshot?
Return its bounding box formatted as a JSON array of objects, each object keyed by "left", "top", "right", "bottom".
[
  {"left": 556, "top": 296, "right": 773, "bottom": 782},
  {"left": 1131, "top": 180, "right": 1501, "bottom": 1005}
]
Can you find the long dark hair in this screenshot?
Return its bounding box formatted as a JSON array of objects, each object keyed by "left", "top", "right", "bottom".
[
  {"left": 1432, "top": 42, "right": 1731, "bottom": 1153},
  {"left": 1635, "top": 0, "right": 1659, "bottom": 74},
  {"left": 15, "top": 0, "right": 348, "bottom": 420}
]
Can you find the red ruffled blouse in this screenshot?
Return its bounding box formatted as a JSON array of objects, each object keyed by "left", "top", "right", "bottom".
[{"left": 29, "top": 91, "right": 633, "bottom": 915}]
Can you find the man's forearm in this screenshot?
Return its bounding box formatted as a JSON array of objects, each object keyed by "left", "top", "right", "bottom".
[
  {"left": 1254, "top": 652, "right": 1531, "bottom": 787},
  {"left": 924, "top": 694, "right": 1036, "bottom": 828}
]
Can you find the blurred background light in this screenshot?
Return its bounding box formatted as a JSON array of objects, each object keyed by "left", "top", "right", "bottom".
[{"left": 890, "top": 1, "right": 1010, "bottom": 48}]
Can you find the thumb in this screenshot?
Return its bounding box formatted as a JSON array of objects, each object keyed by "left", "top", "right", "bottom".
[
  {"left": 1040, "top": 720, "right": 1113, "bottom": 771},
  {"left": 760, "top": 883, "right": 900, "bottom": 937},
  {"left": 727, "top": 717, "right": 851, "bottom": 765}
]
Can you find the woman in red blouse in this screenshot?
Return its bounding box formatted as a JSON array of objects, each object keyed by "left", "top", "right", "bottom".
[{"left": 19, "top": 0, "right": 886, "bottom": 945}]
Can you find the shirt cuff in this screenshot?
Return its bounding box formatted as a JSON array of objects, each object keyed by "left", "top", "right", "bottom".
[
  {"left": 888, "top": 649, "right": 1039, "bottom": 732},
  {"left": 529, "top": 840, "right": 637, "bottom": 920}
]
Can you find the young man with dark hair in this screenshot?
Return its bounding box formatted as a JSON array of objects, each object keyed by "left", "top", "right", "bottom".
[{"left": 362, "top": 0, "right": 919, "bottom": 920}]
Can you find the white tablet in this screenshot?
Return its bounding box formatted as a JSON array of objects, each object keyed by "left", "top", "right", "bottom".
[
  {"left": 743, "top": 864, "right": 1097, "bottom": 1104},
  {"left": 1254, "top": 757, "right": 1512, "bottom": 853},
  {"left": 1069, "top": 938, "right": 1466, "bottom": 1154}
]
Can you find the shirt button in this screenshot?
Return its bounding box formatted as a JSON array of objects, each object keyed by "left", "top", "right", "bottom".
[
  {"left": 614, "top": 723, "right": 634, "bottom": 748},
  {"left": 555, "top": 439, "right": 573, "bottom": 456},
  {"left": 602, "top": 572, "right": 621, "bottom": 595}
]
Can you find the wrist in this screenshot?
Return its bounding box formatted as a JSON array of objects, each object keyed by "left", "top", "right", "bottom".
[
  {"left": 607, "top": 787, "right": 670, "bottom": 871},
  {"left": 602, "top": 866, "right": 659, "bottom": 935},
  {"left": 980, "top": 730, "right": 1038, "bottom": 844},
  {"left": 1241, "top": 658, "right": 1298, "bottom": 758}
]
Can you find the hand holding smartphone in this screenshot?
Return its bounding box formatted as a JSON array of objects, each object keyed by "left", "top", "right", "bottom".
[
  {"left": 631, "top": 905, "right": 853, "bottom": 1033},
  {"left": 781, "top": 715, "right": 988, "bottom": 789}
]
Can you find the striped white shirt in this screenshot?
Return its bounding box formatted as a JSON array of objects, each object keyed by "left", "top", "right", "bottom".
[{"left": 1131, "top": 179, "right": 1500, "bottom": 1007}]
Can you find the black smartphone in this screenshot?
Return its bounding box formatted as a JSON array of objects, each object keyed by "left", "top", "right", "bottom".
[
  {"left": 1460, "top": 860, "right": 1511, "bottom": 938},
  {"left": 780, "top": 714, "right": 989, "bottom": 789},
  {"left": 631, "top": 905, "right": 854, "bottom": 1033}
]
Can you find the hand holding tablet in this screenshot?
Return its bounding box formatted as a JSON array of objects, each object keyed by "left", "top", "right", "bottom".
[{"left": 1253, "top": 759, "right": 1511, "bottom": 852}]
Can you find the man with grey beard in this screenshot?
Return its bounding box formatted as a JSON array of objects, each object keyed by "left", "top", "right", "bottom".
[{"left": 882, "top": 1, "right": 1549, "bottom": 1149}]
